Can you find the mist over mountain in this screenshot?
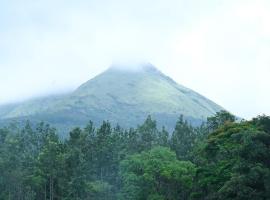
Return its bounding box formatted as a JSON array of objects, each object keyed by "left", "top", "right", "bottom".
[{"left": 0, "top": 63, "right": 223, "bottom": 135}]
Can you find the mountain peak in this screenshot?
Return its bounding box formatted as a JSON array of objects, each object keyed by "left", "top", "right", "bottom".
[
  {"left": 0, "top": 63, "right": 224, "bottom": 134},
  {"left": 108, "top": 62, "right": 159, "bottom": 73}
]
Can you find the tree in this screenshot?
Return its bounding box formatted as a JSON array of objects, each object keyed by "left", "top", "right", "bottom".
[
  {"left": 37, "top": 129, "right": 64, "bottom": 200},
  {"left": 137, "top": 115, "right": 159, "bottom": 151},
  {"left": 206, "top": 110, "right": 236, "bottom": 132},
  {"left": 157, "top": 126, "right": 169, "bottom": 147},
  {"left": 252, "top": 115, "right": 270, "bottom": 133},
  {"left": 64, "top": 127, "right": 89, "bottom": 199},
  {"left": 119, "top": 146, "right": 196, "bottom": 200},
  {"left": 192, "top": 120, "right": 270, "bottom": 200},
  {"left": 170, "top": 115, "right": 196, "bottom": 160}
]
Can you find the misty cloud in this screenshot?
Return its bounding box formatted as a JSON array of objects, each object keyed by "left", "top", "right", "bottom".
[{"left": 0, "top": 0, "right": 269, "bottom": 119}]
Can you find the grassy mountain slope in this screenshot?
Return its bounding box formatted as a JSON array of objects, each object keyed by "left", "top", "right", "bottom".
[{"left": 0, "top": 64, "right": 223, "bottom": 134}]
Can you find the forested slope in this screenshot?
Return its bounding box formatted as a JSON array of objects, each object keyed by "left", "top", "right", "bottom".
[{"left": 0, "top": 111, "right": 269, "bottom": 200}]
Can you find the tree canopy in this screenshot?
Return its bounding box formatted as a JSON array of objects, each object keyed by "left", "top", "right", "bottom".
[{"left": 0, "top": 111, "right": 269, "bottom": 200}]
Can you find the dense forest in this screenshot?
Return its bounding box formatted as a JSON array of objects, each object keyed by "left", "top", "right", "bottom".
[{"left": 0, "top": 111, "right": 270, "bottom": 200}]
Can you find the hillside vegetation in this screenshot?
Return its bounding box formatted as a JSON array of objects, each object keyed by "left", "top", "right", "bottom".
[
  {"left": 1, "top": 111, "right": 269, "bottom": 200},
  {"left": 0, "top": 64, "right": 223, "bottom": 134}
]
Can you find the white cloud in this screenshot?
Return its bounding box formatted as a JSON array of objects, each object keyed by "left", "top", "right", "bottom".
[{"left": 165, "top": 0, "right": 270, "bottom": 118}]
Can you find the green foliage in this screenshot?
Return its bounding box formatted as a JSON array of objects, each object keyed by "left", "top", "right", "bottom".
[
  {"left": 0, "top": 66, "right": 223, "bottom": 135},
  {"left": 0, "top": 113, "right": 269, "bottom": 200},
  {"left": 119, "top": 146, "right": 196, "bottom": 200},
  {"left": 251, "top": 115, "right": 270, "bottom": 133},
  {"left": 137, "top": 115, "right": 159, "bottom": 151},
  {"left": 192, "top": 118, "right": 270, "bottom": 200},
  {"left": 170, "top": 115, "right": 196, "bottom": 160},
  {"left": 206, "top": 110, "right": 236, "bottom": 132}
]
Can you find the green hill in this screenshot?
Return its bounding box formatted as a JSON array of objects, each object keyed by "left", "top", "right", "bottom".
[{"left": 0, "top": 63, "right": 223, "bottom": 135}]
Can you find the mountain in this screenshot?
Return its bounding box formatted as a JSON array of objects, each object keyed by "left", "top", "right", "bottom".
[{"left": 0, "top": 63, "right": 223, "bottom": 135}]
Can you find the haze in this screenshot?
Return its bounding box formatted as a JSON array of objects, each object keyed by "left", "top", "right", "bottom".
[{"left": 0, "top": 0, "right": 269, "bottom": 119}]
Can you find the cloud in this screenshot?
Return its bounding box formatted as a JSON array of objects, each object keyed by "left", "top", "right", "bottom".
[
  {"left": 0, "top": 0, "right": 269, "bottom": 118},
  {"left": 166, "top": 0, "right": 270, "bottom": 118}
]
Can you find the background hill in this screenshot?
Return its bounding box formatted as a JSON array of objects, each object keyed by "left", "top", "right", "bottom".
[{"left": 0, "top": 63, "right": 223, "bottom": 135}]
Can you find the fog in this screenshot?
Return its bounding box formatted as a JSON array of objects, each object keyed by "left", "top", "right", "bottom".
[{"left": 0, "top": 0, "right": 269, "bottom": 119}]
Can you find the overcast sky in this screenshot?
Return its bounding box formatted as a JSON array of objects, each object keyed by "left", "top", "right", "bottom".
[{"left": 0, "top": 0, "right": 269, "bottom": 119}]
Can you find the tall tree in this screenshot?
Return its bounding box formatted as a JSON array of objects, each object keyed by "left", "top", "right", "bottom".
[
  {"left": 137, "top": 115, "right": 158, "bottom": 151},
  {"left": 170, "top": 115, "right": 196, "bottom": 160},
  {"left": 37, "top": 129, "right": 64, "bottom": 200}
]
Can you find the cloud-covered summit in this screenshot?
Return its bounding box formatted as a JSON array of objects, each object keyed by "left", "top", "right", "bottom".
[{"left": 0, "top": 0, "right": 269, "bottom": 118}]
